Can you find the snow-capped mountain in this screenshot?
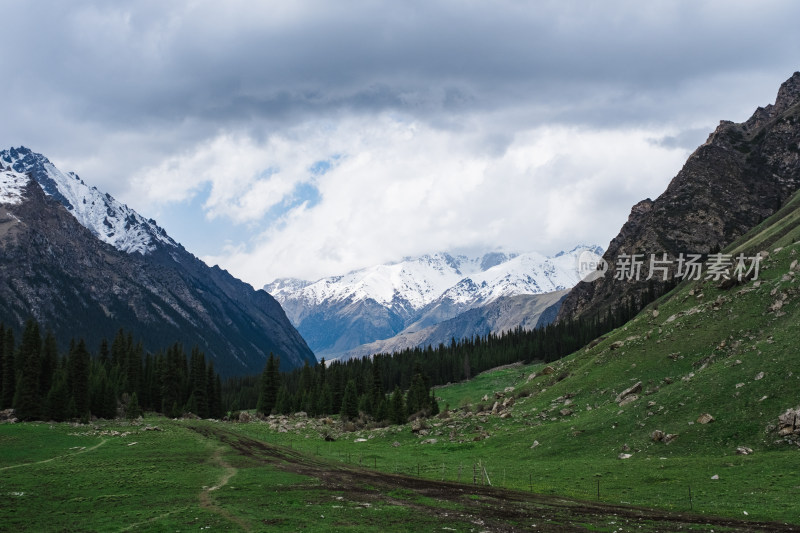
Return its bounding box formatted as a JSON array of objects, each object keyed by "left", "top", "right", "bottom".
[
  {"left": 265, "top": 246, "right": 602, "bottom": 358},
  {"left": 0, "top": 165, "right": 29, "bottom": 205},
  {"left": 0, "top": 146, "right": 176, "bottom": 254},
  {"left": 0, "top": 147, "right": 315, "bottom": 376}
]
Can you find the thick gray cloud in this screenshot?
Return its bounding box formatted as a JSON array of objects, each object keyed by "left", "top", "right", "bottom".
[{"left": 2, "top": 0, "right": 799, "bottom": 283}]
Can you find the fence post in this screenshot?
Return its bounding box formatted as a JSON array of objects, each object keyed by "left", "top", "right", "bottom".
[{"left": 689, "top": 486, "right": 693, "bottom": 511}]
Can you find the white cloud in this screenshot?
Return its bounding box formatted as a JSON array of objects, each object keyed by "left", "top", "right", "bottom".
[{"left": 193, "top": 115, "right": 689, "bottom": 286}]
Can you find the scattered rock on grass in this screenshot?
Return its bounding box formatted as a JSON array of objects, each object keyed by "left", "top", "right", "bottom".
[{"left": 697, "top": 413, "right": 715, "bottom": 424}]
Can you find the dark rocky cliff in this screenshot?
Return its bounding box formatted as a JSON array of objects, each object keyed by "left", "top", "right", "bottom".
[{"left": 558, "top": 72, "right": 800, "bottom": 322}]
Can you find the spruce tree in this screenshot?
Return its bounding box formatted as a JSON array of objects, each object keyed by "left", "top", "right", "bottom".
[
  {"left": 3, "top": 327, "right": 16, "bottom": 407},
  {"left": 127, "top": 392, "right": 142, "bottom": 419},
  {"left": 13, "top": 320, "right": 42, "bottom": 421},
  {"left": 0, "top": 324, "right": 4, "bottom": 405},
  {"left": 40, "top": 331, "right": 58, "bottom": 399},
  {"left": 389, "top": 386, "right": 405, "bottom": 425},
  {"left": 257, "top": 353, "right": 279, "bottom": 416},
  {"left": 45, "top": 368, "right": 70, "bottom": 422},
  {"left": 340, "top": 379, "right": 359, "bottom": 420},
  {"left": 68, "top": 339, "right": 91, "bottom": 420}
]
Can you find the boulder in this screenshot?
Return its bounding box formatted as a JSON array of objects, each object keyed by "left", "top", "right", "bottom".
[
  {"left": 618, "top": 394, "right": 639, "bottom": 407},
  {"left": 616, "top": 382, "right": 642, "bottom": 403},
  {"left": 540, "top": 366, "right": 555, "bottom": 376},
  {"left": 420, "top": 438, "right": 437, "bottom": 445},
  {"left": 559, "top": 408, "right": 573, "bottom": 417},
  {"left": 663, "top": 433, "right": 679, "bottom": 444},
  {"left": 238, "top": 411, "right": 253, "bottom": 423},
  {"left": 502, "top": 396, "right": 515, "bottom": 408},
  {"left": 530, "top": 440, "right": 540, "bottom": 449},
  {"left": 777, "top": 407, "right": 800, "bottom": 439},
  {"left": 697, "top": 413, "right": 715, "bottom": 424},
  {"left": 651, "top": 430, "right": 665, "bottom": 442},
  {"left": 618, "top": 453, "right": 633, "bottom": 460},
  {"left": 735, "top": 446, "right": 753, "bottom": 455}
]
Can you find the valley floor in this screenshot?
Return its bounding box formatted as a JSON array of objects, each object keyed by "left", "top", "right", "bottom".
[{"left": 0, "top": 418, "right": 797, "bottom": 532}]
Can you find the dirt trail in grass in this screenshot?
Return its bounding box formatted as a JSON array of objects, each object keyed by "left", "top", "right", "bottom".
[
  {"left": 188, "top": 424, "right": 799, "bottom": 533},
  {"left": 198, "top": 445, "right": 251, "bottom": 531},
  {"left": 0, "top": 438, "right": 108, "bottom": 471}
]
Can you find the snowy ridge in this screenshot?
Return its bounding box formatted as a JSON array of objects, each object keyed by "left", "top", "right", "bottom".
[
  {"left": 0, "top": 167, "right": 30, "bottom": 205},
  {"left": 267, "top": 247, "right": 601, "bottom": 314},
  {"left": 268, "top": 253, "right": 489, "bottom": 310},
  {"left": 0, "top": 147, "right": 177, "bottom": 254},
  {"left": 439, "top": 250, "right": 589, "bottom": 306}
]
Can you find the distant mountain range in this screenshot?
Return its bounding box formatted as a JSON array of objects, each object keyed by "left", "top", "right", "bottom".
[
  {"left": 0, "top": 147, "right": 315, "bottom": 376},
  {"left": 265, "top": 246, "right": 602, "bottom": 359}
]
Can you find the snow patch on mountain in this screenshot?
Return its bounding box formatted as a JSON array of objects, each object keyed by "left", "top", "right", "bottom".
[
  {"left": 0, "top": 147, "right": 177, "bottom": 255},
  {"left": 0, "top": 168, "right": 30, "bottom": 205},
  {"left": 267, "top": 246, "right": 602, "bottom": 317},
  {"left": 268, "top": 253, "right": 489, "bottom": 310}
]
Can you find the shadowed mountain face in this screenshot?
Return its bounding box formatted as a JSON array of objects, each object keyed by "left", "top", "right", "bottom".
[
  {"left": 558, "top": 72, "right": 800, "bottom": 323},
  {"left": 0, "top": 153, "right": 315, "bottom": 376}
]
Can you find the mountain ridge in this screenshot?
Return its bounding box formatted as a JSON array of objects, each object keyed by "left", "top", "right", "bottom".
[
  {"left": 0, "top": 149, "right": 315, "bottom": 376},
  {"left": 267, "top": 246, "right": 601, "bottom": 358}
]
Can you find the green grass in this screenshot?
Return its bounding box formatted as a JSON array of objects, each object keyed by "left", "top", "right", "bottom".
[{"left": 221, "top": 190, "right": 800, "bottom": 526}]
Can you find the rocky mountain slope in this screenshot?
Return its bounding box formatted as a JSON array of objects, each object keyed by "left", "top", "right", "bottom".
[
  {"left": 0, "top": 149, "right": 315, "bottom": 376},
  {"left": 337, "top": 290, "right": 567, "bottom": 360},
  {"left": 267, "top": 247, "right": 601, "bottom": 358},
  {"left": 558, "top": 71, "right": 800, "bottom": 323}
]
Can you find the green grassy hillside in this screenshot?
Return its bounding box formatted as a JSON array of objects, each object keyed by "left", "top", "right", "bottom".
[{"left": 229, "top": 189, "right": 800, "bottom": 524}]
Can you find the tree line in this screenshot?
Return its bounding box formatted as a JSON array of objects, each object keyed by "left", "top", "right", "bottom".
[
  {"left": 0, "top": 319, "right": 223, "bottom": 422},
  {"left": 222, "top": 279, "right": 674, "bottom": 424}
]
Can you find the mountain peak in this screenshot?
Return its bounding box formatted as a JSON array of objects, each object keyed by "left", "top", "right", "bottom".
[
  {"left": 0, "top": 146, "right": 177, "bottom": 255},
  {"left": 774, "top": 71, "right": 800, "bottom": 115}
]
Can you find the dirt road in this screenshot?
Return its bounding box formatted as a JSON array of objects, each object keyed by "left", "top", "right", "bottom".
[{"left": 188, "top": 424, "right": 798, "bottom": 532}]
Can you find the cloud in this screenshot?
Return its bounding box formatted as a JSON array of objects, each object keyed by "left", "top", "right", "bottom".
[
  {"left": 196, "top": 116, "right": 689, "bottom": 285},
  {"left": 1, "top": 0, "right": 799, "bottom": 285}
]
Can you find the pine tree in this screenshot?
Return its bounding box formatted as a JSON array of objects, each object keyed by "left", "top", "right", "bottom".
[
  {"left": 3, "top": 327, "right": 16, "bottom": 407},
  {"left": 389, "top": 385, "right": 405, "bottom": 425},
  {"left": 45, "top": 367, "right": 70, "bottom": 422},
  {"left": 340, "top": 379, "right": 359, "bottom": 420},
  {"left": 257, "top": 353, "right": 279, "bottom": 416},
  {"left": 127, "top": 392, "right": 142, "bottom": 419},
  {"left": 40, "top": 331, "right": 58, "bottom": 399},
  {"left": 189, "top": 347, "right": 207, "bottom": 417},
  {"left": 0, "top": 324, "right": 4, "bottom": 405},
  {"left": 68, "top": 339, "right": 91, "bottom": 420},
  {"left": 13, "top": 320, "right": 42, "bottom": 421}
]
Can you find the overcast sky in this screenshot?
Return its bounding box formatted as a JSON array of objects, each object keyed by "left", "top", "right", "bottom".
[{"left": 2, "top": 0, "right": 799, "bottom": 286}]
